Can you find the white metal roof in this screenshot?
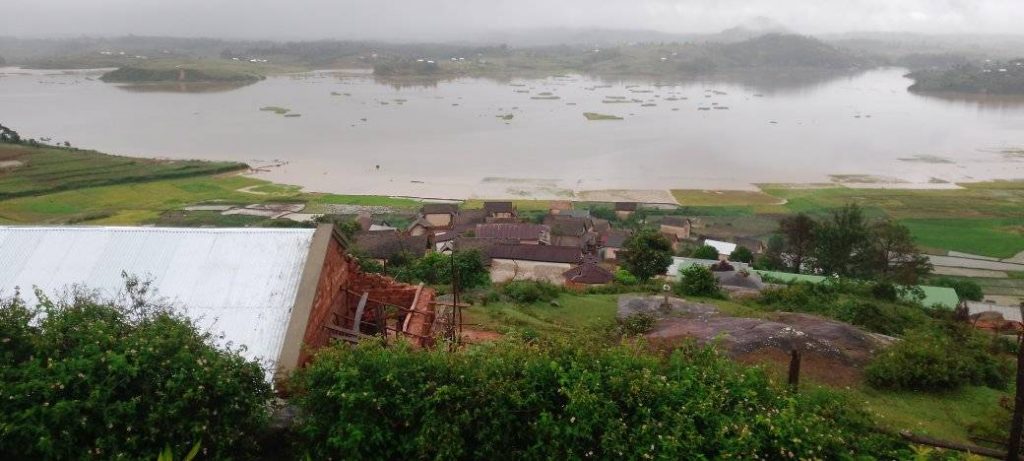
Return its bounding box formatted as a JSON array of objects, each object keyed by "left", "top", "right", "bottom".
[
  {"left": 0, "top": 226, "right": 317, "bottom": 379},
  {"left": 703, "top": 239, "right": 737, "bottom": 256}
]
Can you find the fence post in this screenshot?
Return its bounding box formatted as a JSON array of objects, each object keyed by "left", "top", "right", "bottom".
[{"left": 788, "top": 349, "right": 801, "bottom": 392}]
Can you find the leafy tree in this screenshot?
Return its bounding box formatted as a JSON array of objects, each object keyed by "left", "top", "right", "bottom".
[
  {"left": 778, "top": 213, "right": 816, "bottom": 273},
  {"left": 756, "top": 234, "right": 786, "bottom": 270},
  {"left": 676, "top": 265, "right": 721, "bottom": 297},
  {"left": 931, "top": 277, "right": 984, "bottom": 302},
  {"left": 814, "top": 204, "right": 870, "bottom": 277},
  {"left": 0, "top": 123, "right": 21, "bottom": 144},
  {"left": 860, "top": 220, "right": 932, "bottom": 284},
  {"left": 690, "top": 244, "right": 720, "bottom": 260},
  {"left": 393, "top": 250, "right": 489, "bottom": 289},
  {"left": 621, "top": 229, "right": 674, "bottom": 281},
  {"left": 0, "top": 282, "right": 272, "bottom": 460},
  {"left": 314, "top": 215, "right": 362, "bottom": 241},
  {"left": 613, "top": 268, "right": 638, "bottom": 286},
  {"left": 729, "top": 246, "right": 754, "bottom": 263}
]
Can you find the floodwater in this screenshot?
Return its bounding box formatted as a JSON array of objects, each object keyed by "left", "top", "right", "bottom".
[{"left": 1, "top": 66, "right": 1022, "bottom": 199}]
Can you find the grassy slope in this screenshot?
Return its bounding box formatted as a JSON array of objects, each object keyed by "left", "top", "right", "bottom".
[
  {"left": 0, "top": 144, "right": 245, "bottom": 200},
  {"left": 0, "top": 144, "right": 420, "bottom": 225},
  {"left": 464, "top": 290, "right": 1007, "bottom": 446}
]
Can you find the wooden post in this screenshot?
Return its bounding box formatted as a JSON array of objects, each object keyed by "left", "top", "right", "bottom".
[
  {"left": 1008, "top": 303, "right": 1024, "bottom": 460},
  {"left": 788, "top": 349, "right": 801, "bottom": 391}
]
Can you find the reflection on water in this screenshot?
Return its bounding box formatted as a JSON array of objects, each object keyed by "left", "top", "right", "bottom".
[
  {"left": 113, "top": 81, "right": 257, "bottom": 93},
  {"left": 0, "top": 66, "right": 1021, "bottom": 198},
  {"left": 908, "top": 90, "right": 1024, "bottom": 111}
]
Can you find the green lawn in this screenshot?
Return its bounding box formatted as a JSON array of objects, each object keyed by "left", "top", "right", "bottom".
[
  {"left": 850, "top": 385, "right": 1009, "bottom": 444},
  {"left": 671, "top": 189, "right": 786, "bottom": 208},
  {"left": 463, "top": 293, "right": 620, "bottom": 337}
]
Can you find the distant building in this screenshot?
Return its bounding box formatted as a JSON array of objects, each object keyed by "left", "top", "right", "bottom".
[
  {"left": 600, "top": 229, "right": 632, "bottom": 261},
  {"left": 659, "top": 216, "right": 692, "bottom": 240},
  {"left": 420, "top": 203, "right": 460, "bottom": 228},
  {"left": 352, "top": 230, "right": 429, "bottom": 265},
  {"left": 563, "top": 257, "right": 615, "bottom": 287},
  {"left": 475, "top": 223, "right": 551, "bottom": 245},
  {"left": 614, "top": 202, "right": 638, "bottom": 220},
  {"left": 703, "top": 239, "right": 738, "bottom": 260},
  {"left": 549, "top": 200, "right": 573, "bottom": 215},
  {"left": 488, "top": 244, "right": 583, "bottom": 284},
  {"left": 483, "top": 201, "right": 516, "bottom": 220},
  {"left": 0, "top": 225, "right": 436, "bottom": 383}
]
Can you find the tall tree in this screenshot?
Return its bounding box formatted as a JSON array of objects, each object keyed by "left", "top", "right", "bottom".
[
  {"left": 778, "top": 213, "right": 817, "bottom": 273},
  {"left": 861, "top": 220, "right": 932, "bottom": 284},
  {"left": 621, "top": 229, "right": 674, "bottom": 281},
  {"left": 814, "top": 204, "right": 870, "bottom": 277},
  {"left": 757, "top": 234, "right": 786, "bottom": 270}
]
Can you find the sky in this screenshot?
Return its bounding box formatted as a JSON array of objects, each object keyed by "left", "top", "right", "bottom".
[{"left": 3, "top": 0, "right": 1023, "bottom": 40}]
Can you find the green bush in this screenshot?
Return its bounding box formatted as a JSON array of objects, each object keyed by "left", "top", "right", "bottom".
[
  {"left": 392, "top": 250, "right": 490, "bottom": 289},
  {"left": 612, "top": 268, "right": 638, "bottom": 286},
  {"left": 501, "top": 280, "right": 563, "bottom": 304},
  {"left": 618, "top": 312, "right": 657, "bottom": 336},
  {"left": 691, "top": 245, "right": 720, "bottom": 260},
  {"left": 757, "top": 281, "right": 931, "bottom": 336},
  {"left": 0, "top": 286, "right": 272, "bottom": 460},
  {"left": 292, "top": 340, "right": 908, "bottom": 460},
  {"left": 870, "top": 282, "right": 899, "bottom": 301},
  {"left": 676, "top": 265, "right": 721, "bottom": 297},
  {"left": 865, "top": 326, "right": 1011, "bottom": 392},
  {"left": 729, "top": 246, "right": 754, "bottom": 263}
]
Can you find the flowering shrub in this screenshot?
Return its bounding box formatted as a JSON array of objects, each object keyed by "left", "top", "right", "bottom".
[
  {"left": 291, "top": 340, "right": 907, "bottom": 460},
  {"left": 0, "top": 285, "right": 272, "bottom": 460}
]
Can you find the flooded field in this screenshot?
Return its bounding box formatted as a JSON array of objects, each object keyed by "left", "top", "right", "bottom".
[{"left": 1, "top": 66, "right": 1022, "bottom": 198}]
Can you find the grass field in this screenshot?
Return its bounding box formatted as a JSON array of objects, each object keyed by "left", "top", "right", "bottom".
[{"left": 900, "top": 217, "right": 1024, "bottom": 258}]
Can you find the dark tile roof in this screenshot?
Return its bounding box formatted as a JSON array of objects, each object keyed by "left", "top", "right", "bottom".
[
  {"left": 734, "top": 237, "right": 766, "bottom": 252},
  {"left": 483, "top": 201, "right": 515, "bottom": 214},
  {"left": 475, "top": 223, "right": 550, "bottom": 241},
  {"left": 603, "top": 229, "right": 632, "bottom": 248},
  {"left": 489, "top": 244, "right": 583, "bottom": 264},
  {"left": 592, "top": 218, "right": 611, "bottom": 235},
  {"left": 614, "top": 202, "right": 638, "bottom": 211},
  {"left": 563, "top": 259, "right": 615, "bottom": 284},
  {"left": 352, "top": 231, "right": 428, "bottom": 260},
  {"left": 421, "top": 203, "right": 460, "bottom": 215},
  {"left": 544, "top": 215, "right": 590, "bottom": 237},
  {"left": 452, "top": 209, "right": 487, "bottom": 233}
]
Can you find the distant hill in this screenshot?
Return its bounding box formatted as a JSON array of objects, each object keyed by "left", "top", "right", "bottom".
[
  {"left": 908, "top": 59, "right": 1024, "bottom": 94},
  {"left": 712, "top": 34, "right": 868, "bottom": 69}
]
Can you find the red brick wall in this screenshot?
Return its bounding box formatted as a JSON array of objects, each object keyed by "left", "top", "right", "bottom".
[{"left": 299, "top": 236, "right": 437, "bottom": 365}]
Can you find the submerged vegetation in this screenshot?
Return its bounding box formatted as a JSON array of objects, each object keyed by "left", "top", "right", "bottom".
[
  {"left": 100, "top": 59, "right": 270, "bottom": 83},
  {"left": 582, "top": 112, "right": 623, "bottom": 120}
]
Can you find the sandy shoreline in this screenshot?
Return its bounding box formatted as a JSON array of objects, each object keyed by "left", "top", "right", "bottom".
[{"left": 245, "top": 166, "right": 1020, "bottom": 204}]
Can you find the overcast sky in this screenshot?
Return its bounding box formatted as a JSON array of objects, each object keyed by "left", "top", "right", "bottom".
[{"left": 3, "top": 0, "right": 1023, "bottom": 40}]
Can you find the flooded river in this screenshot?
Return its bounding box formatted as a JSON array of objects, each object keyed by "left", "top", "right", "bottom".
[{"left": 1, "top": 66, "right": 1022, "bottom": 198}]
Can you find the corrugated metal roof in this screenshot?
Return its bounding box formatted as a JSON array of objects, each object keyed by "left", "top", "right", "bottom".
[{"left": 0, "top": 226, "right": 317, "bottom": 379}]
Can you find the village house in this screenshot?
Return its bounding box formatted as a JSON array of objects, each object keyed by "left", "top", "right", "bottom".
[
  {"left": 543, "top": 214, "right": 596, "bottom": 249},
  {"left": 614, "top": 202, "right": 638, "bottom": 220},
  {"left": 483, "top": 201, "right": 517, "bottom": 220},
  {"left": 0, "top": 225, "right": 436, "bottom": 384},
  {"left": 703, "top": 238, "right": 738, "bottom": 261},
  {"left": 475, "top": 223, "right": 551, "bottom": 245},
  {"left": 734, "top": 237, "right": 767, "bottom": 255},
  {"left": 600, "top": 229, "right": 632, "bottom": 261},
  {"left": 659, "top": 216, "right": 692, "bottom": 240},
  {"left": 488, "top": 244, "right": 583, "bottom": 284},
  {"left": 351, "top": 230, "right": 429, "bottom": 266},
  {"left": 420, "top": 203, "right": 460, "bottom": 228},
  {"left": 563, "top": 257, "right": 615, "bottom": 287},
  {"left": 548, "top": 200, "right": 573, "bottom": 215},
  {"left": 452, "top": 209, "right": 487, "bottom": 234}
]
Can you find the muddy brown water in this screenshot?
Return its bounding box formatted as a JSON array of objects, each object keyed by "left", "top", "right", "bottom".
[{"left": 1, "top": 67, "right": 1022, "bottom": 198}]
